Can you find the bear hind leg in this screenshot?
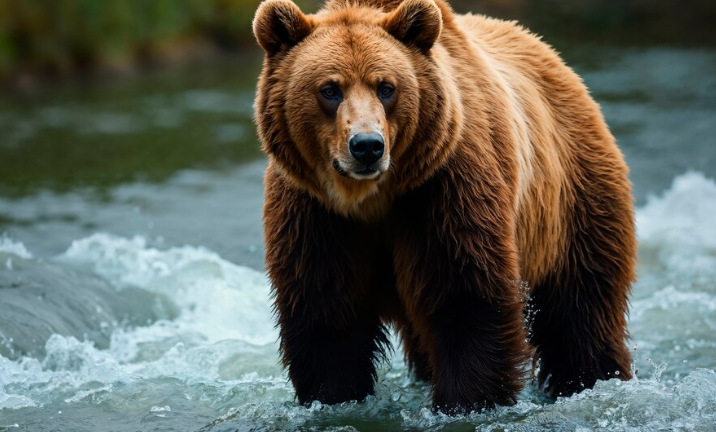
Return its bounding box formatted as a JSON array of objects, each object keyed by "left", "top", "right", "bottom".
[
  {"left": 529, "top": 278, "right": 633, "bottom": 397},
  {"left": 529, "top": 194, "right": 636, "bottom": 397}
]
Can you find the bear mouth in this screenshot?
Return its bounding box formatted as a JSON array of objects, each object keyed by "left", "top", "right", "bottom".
[
  {"left": 351, "top": 168, "right": 380, "bottom": 180},
  {"left": 355, "top": 167, "right": 378, "bottom": 176},
  {"left": 332, "top": 159, "right": 382, "bottom": 180}
]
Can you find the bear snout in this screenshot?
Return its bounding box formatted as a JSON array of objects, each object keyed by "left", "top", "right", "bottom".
[{"left": 332, "top": 132, "right": 390, "bottom": 181}]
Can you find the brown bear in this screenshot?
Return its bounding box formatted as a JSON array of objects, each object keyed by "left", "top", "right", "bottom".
[{"left": 252, "top": 0, "right": 636, "bottom": 414}]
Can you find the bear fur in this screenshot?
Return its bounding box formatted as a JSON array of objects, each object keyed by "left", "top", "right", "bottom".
[{"left": 253, "top": 0, "right": 636, "bottom": 413}]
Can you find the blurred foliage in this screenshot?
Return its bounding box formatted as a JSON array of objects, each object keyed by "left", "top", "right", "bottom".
[
  {"left": 465, "top": 0, "right": 716, "bottom": 47},
  {"left": 0, "top": 0, "right": 310, "bottom": 79},
  {"left": 0, "top": 0, "right": 714, "bottom": 81}
]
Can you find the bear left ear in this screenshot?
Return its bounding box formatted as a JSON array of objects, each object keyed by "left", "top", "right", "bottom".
[
  {"left": 382, "top": 0, "right": 442, "bottom": 54},
  {"left": 253, "top": 0, "right": 313, "bottom": 55}
]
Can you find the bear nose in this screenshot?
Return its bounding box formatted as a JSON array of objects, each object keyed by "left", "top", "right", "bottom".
[{"left": 349, "top": 133, "right": 385, "bottom": 166}]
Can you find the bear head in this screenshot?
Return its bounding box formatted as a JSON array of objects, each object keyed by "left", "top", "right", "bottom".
[{"left": 253, "top": 0, "right": 461, "bottom": 217}]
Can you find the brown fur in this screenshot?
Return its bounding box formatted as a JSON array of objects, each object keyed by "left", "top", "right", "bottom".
[{"left": 253, "top": 0, "right": 636, "bottom": 413}]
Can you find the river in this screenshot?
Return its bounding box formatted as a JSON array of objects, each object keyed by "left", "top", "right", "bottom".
[{"left": 1, "top": 46, "right": 715, "bottom": 431}]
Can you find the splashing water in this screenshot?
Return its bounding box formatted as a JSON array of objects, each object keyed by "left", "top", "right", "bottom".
[{"left": 1, "top": 172, "right": 715, "bottom": 431}]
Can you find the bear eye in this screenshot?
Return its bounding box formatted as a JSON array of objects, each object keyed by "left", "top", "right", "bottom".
[
  {"left": 320, "top": 84, "right": 342, "bottom": 100},
  {"left": 378, "top": 83, "right": 395, "bottom": 99}
]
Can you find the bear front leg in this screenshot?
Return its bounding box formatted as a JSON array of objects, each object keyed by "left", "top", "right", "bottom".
[
  {"left": 392, "top": 166, "right": 529, "bottom": 414},
  {"left": 278, "top": 303, "right": 389, "bottom": 404},
  {"left": 264, "top": 174, "right": 390, "bottom": 405},
  {"left": 425, "top": 291, "right": 527, "bottom": 413}
]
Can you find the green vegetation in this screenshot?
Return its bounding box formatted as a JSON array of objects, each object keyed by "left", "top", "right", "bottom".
[{"left": 0, "top": 0, "right": 313, "bottom": 79}]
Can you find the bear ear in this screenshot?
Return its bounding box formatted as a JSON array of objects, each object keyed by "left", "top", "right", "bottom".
[
  {"left": 382, "top": 0, "right": 442, "bottom": 53},
  {"left": 253, "top": 0, "right": 313, "bottom": 55}
]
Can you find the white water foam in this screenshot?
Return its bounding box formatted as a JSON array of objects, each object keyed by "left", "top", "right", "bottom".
[
  {"left": 1, "top": 234, "right": 282, "bottom": 413},
  {"left": 0, "top": 234, "right": 33, "bottom": 260},
  {"left": 636, "top": 171, "right": 716, "bottom": 283},
  {"left": 57, "top": 234, "right": 276, "bottom": 346}
]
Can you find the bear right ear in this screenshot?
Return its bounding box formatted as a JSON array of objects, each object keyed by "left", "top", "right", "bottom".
[
  {"left": 253, "top": 0, "right": 313, "bottom": 55},
  {"left": 382, "top": 0, "right": 442, "bottom": 54}
]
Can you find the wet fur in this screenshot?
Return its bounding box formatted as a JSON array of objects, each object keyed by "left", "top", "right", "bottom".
[{"left": 255, "top": 0, "right": 636, "bottom": 413}]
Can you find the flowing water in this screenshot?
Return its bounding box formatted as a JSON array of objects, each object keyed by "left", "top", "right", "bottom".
[{"left": 1, "top": 47, "right": 715, "bottom": 431}]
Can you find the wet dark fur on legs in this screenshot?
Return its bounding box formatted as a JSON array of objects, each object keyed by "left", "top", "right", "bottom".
[
  {"left": 264, "top": 152, "right": 530, "bottom": 413},
  {"left": 390, "top": 159, "right": 529, "bottom": 413},
  {"left": 264, "top": 173, "right": 393, "bottom": 404}
]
